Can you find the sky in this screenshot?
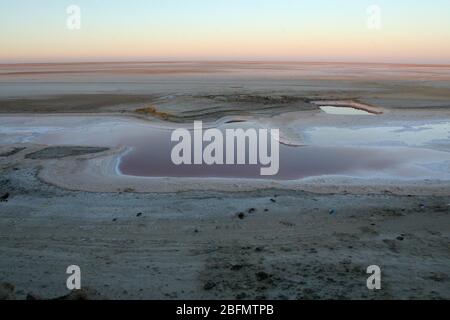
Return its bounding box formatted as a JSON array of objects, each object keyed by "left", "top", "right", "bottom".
[{"left": 1, "top": 0, "right": 450, "bottom": 64}]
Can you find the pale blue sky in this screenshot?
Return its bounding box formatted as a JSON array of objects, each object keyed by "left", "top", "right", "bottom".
[{"left": 1, "top": 0, "right": 450, "bottom": 63}]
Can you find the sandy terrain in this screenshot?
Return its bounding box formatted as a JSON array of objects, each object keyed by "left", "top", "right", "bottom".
[{"left": 0, "top": 62, "right": 449, "bottom": 300}]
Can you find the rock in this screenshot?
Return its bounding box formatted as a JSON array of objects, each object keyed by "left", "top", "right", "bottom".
[
  {"left": 203, "top": 281, "right": 216, "bottom": 290},
  {"left": 26, "top": 293, "right": 42, "bottom": 300},
  {"left": 270, "top": 198, "right": 276, "bottom": 203},
  {"left": 329, "top": 209, "right": 335, "bottom": 215},
  {"left": 136, "top": 212, "right": 143, "bottom": 217},
  {"left": 264, "top": 209, "right": 269, "bottom": 212},
  {"left": 255, "top": 271, "right": 271, "bottom": 281},
  {"left": 248, "top": 208, "right": 256, "bottom": 213},
  {"left": 53, "top": 287, "right": 105, "bottom": 300},
  {"left": 237, "top": 212, "right": 245, "bottom": 219},
  {"left": 396, "top": 236, "right": 405, "bottom": 241},
  {"left": 0, "top": 193, "right": 9, "bottom": 202},
  {"left": 0, "top": 282, "right": 15, "bottom": 300},
  {"left": 112, "top": 218, "right": 118, "bottom": 222},
  {"left": 230, "top": 264, "right": 244, "bottom": 271},
  {"left": 236, "top": 292, "right": 247, "bottom": 300}
]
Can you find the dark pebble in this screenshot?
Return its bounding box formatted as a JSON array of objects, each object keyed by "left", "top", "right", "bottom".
[
  {"left": 256, "top": 271, "right": 271, "bottom": 281},
  {"left": 230, "top": 264, "right": 244, "bottom": 271},
  {"left": 236, "top": 293, "right": 247, "bottom": 300},
  {"left": 203, "top": 281, "right": 216, "bottom": 290},
  {"left": 0, "top": 192, "right": 9, "bottom": 202}
]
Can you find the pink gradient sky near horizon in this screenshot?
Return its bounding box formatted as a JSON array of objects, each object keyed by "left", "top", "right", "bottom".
[{"left": 1, "top": 0, "right": 450, "bottom": 64}]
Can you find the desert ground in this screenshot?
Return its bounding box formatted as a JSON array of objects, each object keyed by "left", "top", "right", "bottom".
[{"left": 0, "top": 62, "right": 449, "bottom": 300}]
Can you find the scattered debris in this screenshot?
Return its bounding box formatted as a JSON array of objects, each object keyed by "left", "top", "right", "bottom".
[{"left": 279, "top": 220, "right": 296, "bottom": 227}]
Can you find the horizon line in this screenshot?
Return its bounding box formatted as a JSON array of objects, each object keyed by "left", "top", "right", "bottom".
[{"left": 1, "top": 59, "right": 450, "bottom": 68}]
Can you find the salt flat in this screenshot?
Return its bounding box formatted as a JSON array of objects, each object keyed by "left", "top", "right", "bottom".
[{"left": 0, "top": 62, "right": 449, "bottom": 300}]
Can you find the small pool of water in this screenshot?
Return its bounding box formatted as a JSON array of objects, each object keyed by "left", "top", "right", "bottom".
[
  {"left": 116, "top": 129, "right": 450, "bottom": 180},
  {"left": 1, "top": 116, "right": 450, "bottom": 181},
  {"left": 320, "top": 106, "right": 374, "bottom": 115}
]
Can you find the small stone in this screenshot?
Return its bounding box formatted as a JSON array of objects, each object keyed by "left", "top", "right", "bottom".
[
  {"left": 26, "top": 293, "right": 42, "bottom": 300},
  {"left": 203, "top": 281, "right": 216, "bottom": 290},
  {"left": 0, "top": 193, "right": 9, "bottom": 202},
  {"left": 230, "top": 264, "right": 244, "bottom": 271},
  {"left": 255, "top": 271, "right": 270, "bottom": 281},
  {"left": 237, "top": 212, "right": 245, "bottom": 219},
  {"left": 329, "top": 209, "right": 335, "bottom": 215},
  {"left": 270, "top": 199, "right": 276, "bottom": 203},
  {"left": 236, "top": 292, "right": 247, "bottom": 300},
  {"left": 136, "top": 212, "right": 143, "bottom": 217},
  {"left": 248, "top": 208, "right": 256, "bottom": 213},
  {"left": 396, "top": 236, "right": 404, "bottom": 241},
  {"left": 112, "top": 218, "right": 118, "bottom": 222}
]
